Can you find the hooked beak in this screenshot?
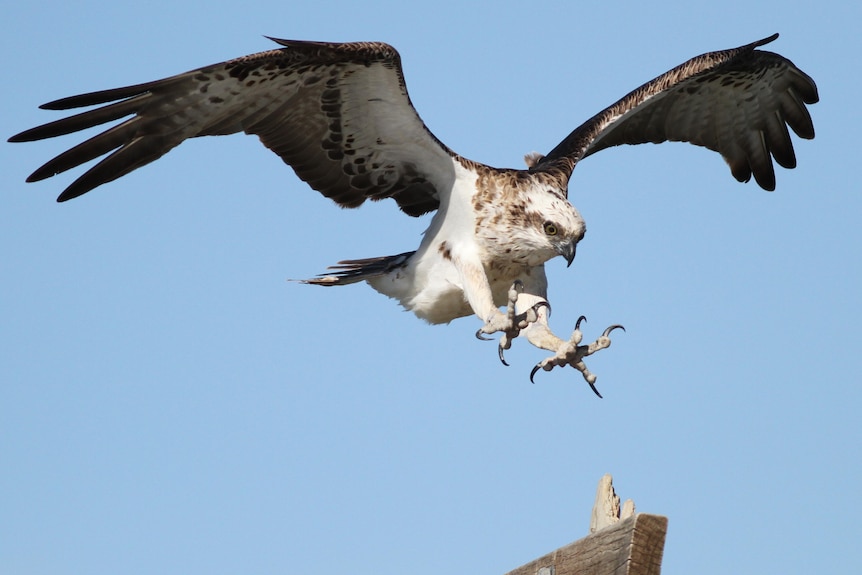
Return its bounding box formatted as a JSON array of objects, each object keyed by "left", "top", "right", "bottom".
[{"left": 558, "top": 240, "right": 577, "bottom": 268}]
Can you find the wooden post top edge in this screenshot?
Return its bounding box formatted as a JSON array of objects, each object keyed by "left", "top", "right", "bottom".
[{"left": 502, "top": 513, "right": 669, "bottom": 575}]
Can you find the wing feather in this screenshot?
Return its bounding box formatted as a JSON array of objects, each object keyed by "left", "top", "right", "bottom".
[
  {"left": 9, "top": 39, "right": 454, "bottom": 215},
  {"left": 762, "top": 109, "right": 796, "bottom": 169},
  {"left": 536, "top": 34, "right": 818, "bottom": 192}
]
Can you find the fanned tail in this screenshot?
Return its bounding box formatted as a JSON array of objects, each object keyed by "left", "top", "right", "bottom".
[{"left": 301, "top": 251, "right": 414, "bottom": 286}]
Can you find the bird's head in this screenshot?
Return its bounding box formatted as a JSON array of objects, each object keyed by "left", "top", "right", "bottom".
[{"left": 515, "top": 188, "right": 585, "bottom": 267}]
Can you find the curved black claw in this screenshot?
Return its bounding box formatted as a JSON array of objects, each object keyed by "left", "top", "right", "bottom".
[
  {"left": 575, "top": 315, "right": 587, "bottom": 330},
  {"left": 587, "top": 381, "right": 603, "bottom": 399},
  {"left": 475, "top": 329, "right": 493, "bottom": 341},
  {"left": 602, "top": 324, "right": 625, "bottom": 337},
  {"left": 532, "top": 300, "right": 551, "bottom": 317},
  {"left": 529, "top": 363, "right": 541, "bottom": 384},
  {"left": 498, "top": 344, "right": 509, "bottom": 366}
]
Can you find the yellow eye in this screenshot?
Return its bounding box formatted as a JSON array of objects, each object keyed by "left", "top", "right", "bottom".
[{"left": 543, "top": 221, "right": 558, "bottom": 236}]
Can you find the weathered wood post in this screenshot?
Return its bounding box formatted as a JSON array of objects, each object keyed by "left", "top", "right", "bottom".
[{"left": 503, "top": 475, "right": 667, "bottom": 575}]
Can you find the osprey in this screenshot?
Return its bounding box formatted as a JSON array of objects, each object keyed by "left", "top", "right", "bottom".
[{"left": 9, "top": 34, "right": 818, "bottom": 396}]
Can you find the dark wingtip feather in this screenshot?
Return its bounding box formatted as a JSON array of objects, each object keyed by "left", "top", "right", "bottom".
[
  {"left": 37, "top": 81, "right": 159, "bottom": 110},
  {"left": 52, "top": 169, "right": 105, "bottom": 202},
  {"left": 9, "top": 125, "right": 50, "bottom": 143},
  {"left": 800, "top": 77, "right": 820, "bottom": 105},
  {"left": 264, "top": 35, "right": 293, "bottom": 47},
  {"left": 757, "top": 33, "right": 780, "bottom": 46},
  {"left": 753, "top": 166, "right": 777, "bottom": 191},
  {"left": 54, "top": 169, "right": 111, "bottom": 202},
  {"left": 57, "top": 187, "right": 87, "bottom": 202},
  {"left": 264, "top": 36, "right": 324, "bottom": 49},
  {"left": 25, "top": 171, "right": 47, "bottom": 184}
]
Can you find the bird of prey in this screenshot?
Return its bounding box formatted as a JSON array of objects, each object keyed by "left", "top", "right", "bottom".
[{"left": 9, "top": 34, "right": 818, "bottom": 396}]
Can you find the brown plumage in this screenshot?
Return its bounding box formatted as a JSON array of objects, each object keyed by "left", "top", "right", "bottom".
[
  {"left": 536, "top": 34, "right": 818, "bottom": 191},
  {"left": 9, "top": 34, "right": 818, "bottom": 388}
]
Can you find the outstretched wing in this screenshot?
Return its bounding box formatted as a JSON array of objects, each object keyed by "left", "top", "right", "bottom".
[
  {"left": 9, "top": 39, "right": 455, "bottom": 216},
  {"left": 535, "top": 34, "right": 818, "bottom": 191}
]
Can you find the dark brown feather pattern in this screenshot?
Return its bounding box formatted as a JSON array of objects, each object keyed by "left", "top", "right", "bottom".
[
  {"left": 9, "top": 39, "right": 454, "bottom": 212},
  {"left": 9, "top": 34, "right": 817, "bottom": 206},
  {"left": 536, "top": 34, "right": 818, "bottom": 191}
]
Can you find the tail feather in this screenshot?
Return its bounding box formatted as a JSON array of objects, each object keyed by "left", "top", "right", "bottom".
[{"left": 301, "top": 251, "right": 414, "bottom": 286}]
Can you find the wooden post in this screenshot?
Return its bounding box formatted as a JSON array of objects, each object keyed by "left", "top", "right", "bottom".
[{"left": 503, "top": 475, "right": 668, "bottom": 575}]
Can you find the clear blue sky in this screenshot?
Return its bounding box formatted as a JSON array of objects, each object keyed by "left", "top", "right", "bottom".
[{"left": 2, "top": 1, "right": 859, "bottom": 574}]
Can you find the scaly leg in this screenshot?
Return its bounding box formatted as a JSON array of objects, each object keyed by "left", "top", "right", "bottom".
[
  {"left": 524, "top": 316, "right": 625, "bottom": 397},
  {"left": 475, "top": 280, "right": 549, "bottom": 365}
]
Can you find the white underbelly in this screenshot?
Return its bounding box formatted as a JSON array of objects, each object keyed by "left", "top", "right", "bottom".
[{"left": 366, "top": 258, "right": 473, "bottom": 324}]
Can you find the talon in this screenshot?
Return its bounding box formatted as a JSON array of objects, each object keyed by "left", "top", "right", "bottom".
[
  {"left": 602, "top": 324, "right": 625, "bottom": 337},
  {"left": 476, "top": 329, "right": 493, "bottom": 341},
  {"left": 498, "top": 344, "right": 509, "bottom": 366},
  {"left": 521, "top": 300, "right": 551, "bottom": 325},
  {"left": 526, "top": 317, "right": 621, "bottom": 393},
  {"left": 531, "top": 300, "right": 551, "bottom": 317},
  {"left": 529, "top": 363, "right": 542, "bottom": 384}
]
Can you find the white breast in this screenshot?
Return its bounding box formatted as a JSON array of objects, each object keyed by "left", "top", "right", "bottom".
[{"left": 366, "top": 159, "right": 481, "bottom": 324}]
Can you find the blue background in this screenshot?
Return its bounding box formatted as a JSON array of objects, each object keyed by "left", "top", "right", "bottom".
[{"left": 2, "top": 1, "right": 859, "bottom": 574}]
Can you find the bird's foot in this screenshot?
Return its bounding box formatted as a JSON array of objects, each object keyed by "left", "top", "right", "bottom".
[
  {"left": 475, "top": 280, "right": 549, "bottom": 366},
  {"left": 529, "top": 317, "right": 625, "bottom": 397}
]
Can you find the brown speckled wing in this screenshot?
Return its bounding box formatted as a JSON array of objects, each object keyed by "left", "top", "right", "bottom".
[
  {"left": 536, "top": 34, "right": 819, "bottom": 191},
  {"left": 9, "top": 39, "right": 454, "bottom": 216}
]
